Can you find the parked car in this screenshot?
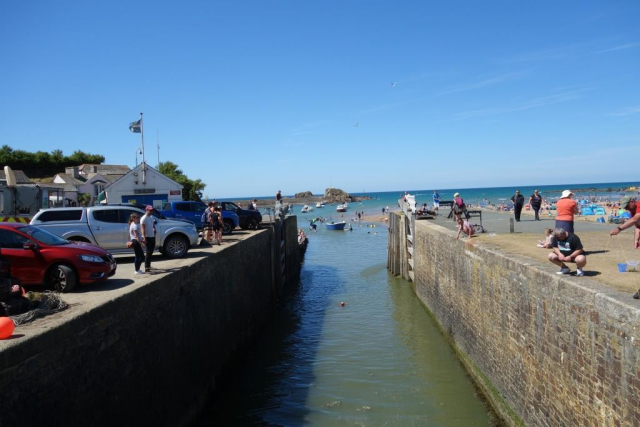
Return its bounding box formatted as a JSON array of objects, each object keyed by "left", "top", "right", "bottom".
[
  {"left": 160, "top": 201, "right": 239, "bottom": 235},
  {"left": 30, "top": 205, "right": 199, "bottom": 259},
  {"left": 219, "top": 201, "right": 262, "bottom": 230},
  {"left": 0, "top": 223, "right": 117, "bottom": 292}
]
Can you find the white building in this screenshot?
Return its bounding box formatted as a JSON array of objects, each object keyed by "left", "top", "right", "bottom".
[
  {"left": 100, "top": 162, "right": 183, "bottom": 208},
  {"left": 54, "top": 164, "right": 130, "bottom": 205}
]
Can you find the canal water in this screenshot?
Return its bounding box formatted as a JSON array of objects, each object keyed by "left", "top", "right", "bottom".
[{"left": 193, "top": 218, "right": 494, "bottom": 426}]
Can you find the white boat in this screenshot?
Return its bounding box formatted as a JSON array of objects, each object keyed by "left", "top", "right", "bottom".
[
  {"left": 336, "top": 204, "right": 347, "bottom": 212},
  {"left": 301, "top": 205, "right": 310, "bottom": 213},
  {"left": 316, "top": 201, "right": 325, "bottom": 208}
]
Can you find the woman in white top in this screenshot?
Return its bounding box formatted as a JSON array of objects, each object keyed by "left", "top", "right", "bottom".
[{"left": 128, "top": 213, "right": 145, "bottom": 275}]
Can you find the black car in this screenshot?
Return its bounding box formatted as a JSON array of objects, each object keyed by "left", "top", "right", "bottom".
[{"left": 219, "top": 202, "right": 262, "bottom": 230}]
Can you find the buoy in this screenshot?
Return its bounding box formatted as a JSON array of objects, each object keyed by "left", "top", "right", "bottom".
[
  {"left": 0, "top": 317, "right": 15, "bottom": 339},
  {"left": 340, "top": 302, "right": 345, "bottom": 307}
]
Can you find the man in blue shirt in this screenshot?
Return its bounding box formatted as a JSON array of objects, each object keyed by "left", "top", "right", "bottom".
[{"left": 432, "top": 191, "right": 440, "bottom": 214}]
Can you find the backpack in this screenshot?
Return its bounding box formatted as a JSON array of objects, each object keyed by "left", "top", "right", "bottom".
[{"left": 201, "top": 208, "right": 210, "bottom": 224}]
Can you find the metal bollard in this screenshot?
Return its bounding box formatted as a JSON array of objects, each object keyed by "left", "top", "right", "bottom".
[{"left": 510, "top": 218, "right": 514, "bottom": 233}]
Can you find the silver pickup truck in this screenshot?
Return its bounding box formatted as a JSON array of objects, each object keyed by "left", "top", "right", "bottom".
[{"left": 30, "top": 205, "right": 199, "bottom": 258}]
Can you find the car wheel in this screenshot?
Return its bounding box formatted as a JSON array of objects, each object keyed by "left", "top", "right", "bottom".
[
  {"left": 47, "top": 264, "right": 77, "bottom": 293},
  {"left": 246, "top": 218, "right": 258, "bottom": 230},
  {"left": 68, "top": 236, "right": 91, "bottom": 243},
  {"left": 222, "top": 219, "right": 234, "bottom": 235},
  {"left": 163, "top": 235, "right": 188, "bottom": 259}
]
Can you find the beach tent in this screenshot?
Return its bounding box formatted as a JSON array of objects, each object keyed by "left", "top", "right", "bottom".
[
  {"left": 593, "top": 207, "right": 606, "bottom": 215},
  {"left": 581, "top": 207, "right": 594, "bottom": 216}
]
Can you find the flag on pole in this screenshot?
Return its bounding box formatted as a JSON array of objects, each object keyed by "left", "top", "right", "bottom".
[{"left": 129, "top": 119, "right": 141, "bottom": 133}]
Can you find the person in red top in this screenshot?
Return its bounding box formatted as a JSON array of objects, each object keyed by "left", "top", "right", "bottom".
[
  {"left": 555, "top": 190, "right": 579, "bottom": 233},
  {"left": 609, "top": 196, "right": 639, "bottom": 249},
  {"left": 609, "top": 196, "right": 640, "bottom": 299}
]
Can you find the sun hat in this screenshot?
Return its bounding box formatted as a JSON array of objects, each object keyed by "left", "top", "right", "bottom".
[
  {"left": 619, "top": 196, "right": 633, "bottom": 209},
  {"left": 561, "top": 190, "right": 573, "bottom": 198},
  {"left": 453, "top": 192, "right": 460, "bottom": 197},
  {"left": 145, "top": 205, "right": 153, "bottom": 211}
]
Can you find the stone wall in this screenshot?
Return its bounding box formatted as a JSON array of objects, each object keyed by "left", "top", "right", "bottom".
[
  {"left": 0, "top": 218, "right": 301, "bottom": 427},
  {"left": 390, "top": 212, "right": 640, "bottom": 427}
]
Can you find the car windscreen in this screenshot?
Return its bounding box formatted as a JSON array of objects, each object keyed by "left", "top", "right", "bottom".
[{"left": 18, "top": 225, "right": 70, "bottom": 245}]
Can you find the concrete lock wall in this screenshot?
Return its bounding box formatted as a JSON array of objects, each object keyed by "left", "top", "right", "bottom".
[
  {"left": 0, "top": 218, "right": 301, "bottom": 427},
  {"left": 388, "top": 212, "right": 640, "bottom": 427}
]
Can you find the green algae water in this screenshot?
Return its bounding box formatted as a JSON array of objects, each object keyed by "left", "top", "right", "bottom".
[{"left": 193, "top": 220, "right": 494, "bottom": 426}]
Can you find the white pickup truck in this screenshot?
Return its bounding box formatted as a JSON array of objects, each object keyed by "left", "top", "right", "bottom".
[{"left": 30, "top": 205, "right": 199, "bottom": 258}]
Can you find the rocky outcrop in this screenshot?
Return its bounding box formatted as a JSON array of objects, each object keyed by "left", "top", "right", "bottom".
[
  {"left": 295, "top": 191, "right": 314, "bottom": 198},
  {"left": 324, "top": 188, "right": 354, "bottom": 203}
]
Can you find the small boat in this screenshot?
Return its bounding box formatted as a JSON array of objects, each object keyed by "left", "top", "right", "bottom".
[
  {"left": 326, "top": 221, "right": 347, "bottom": 230},
  {"left": 301, "top": 205, "right": 313, "bottom": 213},
  {"left": 316, "top": 201, "right": 325, "bottom": 208},
  {"left": 336, "top": 204, "right": 347, "bottom": 212}
]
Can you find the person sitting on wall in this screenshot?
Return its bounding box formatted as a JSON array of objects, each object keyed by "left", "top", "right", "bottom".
[{"left": 548, "top": 227, "right": 586, "bottom": 277}]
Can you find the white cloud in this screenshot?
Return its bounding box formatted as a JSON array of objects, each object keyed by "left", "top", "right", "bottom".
[
  {"left": 608, "top": 106, "right": 640, "bottom": 117},
  {"left": 593, "top": 42, "right": 640, "bottom": 54},
  {"left": 438, "top": 71, "right": 527, "bottom": 96},
  {"left": 452, "top": 89, "right": 590, "bottom": 120}
]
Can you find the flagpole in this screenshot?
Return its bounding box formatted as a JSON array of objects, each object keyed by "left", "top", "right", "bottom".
[{"left": 140, "top": 112, "right": 146, "bottom": 184}]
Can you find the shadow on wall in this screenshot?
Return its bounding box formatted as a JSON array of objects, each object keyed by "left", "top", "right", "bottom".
[{"left": 191, "top": 265, "right": 343, "bottom": 426}]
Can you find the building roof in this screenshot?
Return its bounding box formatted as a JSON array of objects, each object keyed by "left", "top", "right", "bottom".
[
  {"left": 38, "top": 182, "right": 78, "bottom": 192},
  {"left": 78, "top": 164, "right": 130, "bottom": 175},
  {"left": 86, "top": 172, "right": 126, "bottom": 184},
  {"left": 106, "top": 162, "right": 183, "bottom": 191},
  {"left": 0, "top": 170, "right": 32, "bottom": 184},
  {"left": 55, "top": 173, "right": 86, "bottom": 186}
]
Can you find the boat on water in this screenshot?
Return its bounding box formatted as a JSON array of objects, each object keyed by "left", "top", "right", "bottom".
[
  {"left": 336, "top": 203, "right": 347, "bottom": 212},
  {"left": 326, "top": 221, "right": 347, "bottom": 230},
  {"left": 316, "top": 201, "right": 325, "bottom": 208},
  {"left": 301, "top": 205, "right": 313, "bottom": 213}
]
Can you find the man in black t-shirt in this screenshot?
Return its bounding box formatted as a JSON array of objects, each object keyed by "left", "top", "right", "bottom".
[
  {"left": 548, "top": 228, "right": 587, "bottom": 276},
  {"left": 511, "top": 190, "right": 525, "bottom": 221}
]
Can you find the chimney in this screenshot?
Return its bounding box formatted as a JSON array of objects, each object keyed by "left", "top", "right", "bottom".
[
  {"left": 65, "top": 167, "right": 79, "bottom": 178},
  {"left": 91, "top": 165, "right": 98, "bottom": 173}
]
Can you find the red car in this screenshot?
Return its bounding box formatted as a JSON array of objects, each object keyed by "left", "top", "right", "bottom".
[{"left": 0, "top": 223, "right": 117, "bottom": 292}]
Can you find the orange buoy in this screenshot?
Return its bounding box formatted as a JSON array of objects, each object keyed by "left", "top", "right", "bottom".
[{"left": 0, "top": 317, "right": 15, "bottom": 339}]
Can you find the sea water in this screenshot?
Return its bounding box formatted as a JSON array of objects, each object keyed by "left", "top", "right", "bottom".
[{"left": 192, "top": 220, "right": 495, "bottom": 426}]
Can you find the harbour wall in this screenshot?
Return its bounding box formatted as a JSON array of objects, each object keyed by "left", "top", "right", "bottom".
[
  {"left": 388, "top": 212, "right": 640, "bottom": 427},
  {"left": 0, "top": 216, "right": 301, "bottom": 427}
]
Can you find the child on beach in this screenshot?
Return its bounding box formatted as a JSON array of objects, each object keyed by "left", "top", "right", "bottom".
[
  {"left": 456, "top": 217, "right": 474, "bottom": 239},
  {"left": 537, "top": 228, "right": 553, "bottom": 248}
]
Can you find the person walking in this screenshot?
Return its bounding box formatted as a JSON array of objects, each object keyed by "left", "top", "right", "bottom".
[
  {"left": 555, "top": 190, "right": 579, "bottom": 233},
  {"left": 213, "top": 205, "right": 223, "bottom": 245},
  {"left": 529, "top": 189, "right": 543, "bottom": 221},
  {"left": 140, "top": 205, "right": 157, "bottom": 273},
  {"left": 432, "top": 190, "right": 440, "bottom": 214},
  {"left": 202, "top": 202, "right": 215, "bottom": 244},
  {"left": 128, "top": 213, "right": 145, "bottom": 275},
  {"left": 511, "top": 190, "right": 525, "bottom": 221}
]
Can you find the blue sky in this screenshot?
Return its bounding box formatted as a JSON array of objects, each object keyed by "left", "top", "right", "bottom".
[{"left": 1, "top": 1, "right": 638, "bottom": 198}]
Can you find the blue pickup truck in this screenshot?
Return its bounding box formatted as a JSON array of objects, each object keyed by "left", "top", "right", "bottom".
[{"left": 161, "top": 201, "right": 239, "bottom": 235}]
